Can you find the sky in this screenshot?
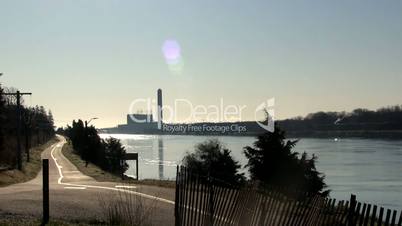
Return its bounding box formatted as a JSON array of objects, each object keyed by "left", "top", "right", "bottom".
[{"left": 0, "top": 0, "right": 401, "bottom": 128}]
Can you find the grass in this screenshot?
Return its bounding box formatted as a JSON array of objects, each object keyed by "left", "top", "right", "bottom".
[
  {"left": 98, "top": 187, "right": 157, "bottom": 226},
  {"left": 61, "top": 142, "right": 123, "bottom": 183},
  {"left": 0, "top": 213, "right": 106, "bottom": 226},
  {"left": 0, "top": 137, "right": 59, "bottom": 187},
  {"left": 0, "top": 219, "right": 103, "bottom": 226},
  {"left": 61, "top": 141, "right": 176, "bottom": 188}
]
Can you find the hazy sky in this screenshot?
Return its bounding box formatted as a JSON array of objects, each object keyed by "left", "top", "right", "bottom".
[{"left": 1, "top": 0, "right": 401, "bottom": 128}]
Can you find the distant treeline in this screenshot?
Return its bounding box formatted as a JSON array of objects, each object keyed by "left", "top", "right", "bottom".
[
  {"left": 103, "top": 105, "right": 402, "bottom": 138},
  {"left": 0, "top": 84, "right": 55, "bottom": 169},
  {"left": 163, "top": 105, "right": 402, "bottom": 138},
  {"left": 278, "top": 105, "right": 402, "bottom": 138}
]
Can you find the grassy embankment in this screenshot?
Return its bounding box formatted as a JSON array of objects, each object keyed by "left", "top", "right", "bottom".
[
  {"left": 61, "top": 141, "right": 175, "bottom": 188},
  {"left": 0, "top": 216, "right": 105, "bottom": 226},
  {"left": 0, "top": 136, "right": 59, "bottom": 187}
]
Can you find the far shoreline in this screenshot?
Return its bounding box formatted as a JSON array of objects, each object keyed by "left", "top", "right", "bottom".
[{"left": 99, "top": 130, "right": 402, "bottom": 140}]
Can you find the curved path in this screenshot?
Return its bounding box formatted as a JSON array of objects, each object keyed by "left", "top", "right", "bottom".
[{"left": 0, "top": 135, "right": 175, "bottom": 225}]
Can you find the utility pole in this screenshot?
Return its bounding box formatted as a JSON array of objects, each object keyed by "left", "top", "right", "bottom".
[
  {"left": 4, "top": 91, "right": 32, "bottom": 170},
  {"left": 85, "top": 117, "right": 98, "bottom": 129}
]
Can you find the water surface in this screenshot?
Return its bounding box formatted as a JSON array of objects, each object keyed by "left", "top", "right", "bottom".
[{"left": 100, "top": 134, "right": 402, "bottom": 210}]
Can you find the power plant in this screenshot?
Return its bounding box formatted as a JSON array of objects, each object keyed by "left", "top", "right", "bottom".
[
  {"left": 104, "top": 89, "right": 163, "bottom": 134},
  {"left": 157, "top": 88, "right": 163, "bottom": 129},
  {"left": 102, "top": 89, "right": 265, "bottom": 135}
]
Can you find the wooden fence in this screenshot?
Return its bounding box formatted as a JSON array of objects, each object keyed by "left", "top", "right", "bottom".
[{"left": 175, "top": 166, "right": 402, "bottom": 226}]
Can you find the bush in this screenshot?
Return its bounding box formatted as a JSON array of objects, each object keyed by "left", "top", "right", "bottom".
[
  {"left": 65, "top": 120, "right": 128, "bottom": 176},
  {"left": 244, "top": 125, "right": 329, "bottom": 196},
  {"left": 103, "top": 137, "right": 129, "bottom": 175},
  {"left": 183, "top": 139, "right": 245, "bottom": 186}
]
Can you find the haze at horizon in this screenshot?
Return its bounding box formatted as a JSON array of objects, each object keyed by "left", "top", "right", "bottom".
[{"left": 0, "top": 0, "right": 401, "bottom": 128}]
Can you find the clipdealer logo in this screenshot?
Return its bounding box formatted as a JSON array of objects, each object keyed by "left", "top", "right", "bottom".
[
  {"left": 254, "top": 98, "right": 275, "bottom": 132},
  {"left": 127, "top": 98, "right": 275, "bottom": 133}
]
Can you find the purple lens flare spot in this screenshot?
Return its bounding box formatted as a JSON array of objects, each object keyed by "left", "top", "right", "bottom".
[{"left": 162, "top": 40, "right": 181, "bottom": 61}]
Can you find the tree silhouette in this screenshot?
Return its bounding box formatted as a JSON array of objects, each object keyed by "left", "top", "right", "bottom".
[
  {"left": 279, "top": 105, "right": 402, "bottom": 134},
  {"left": 65, "top": 120, "right": 128, "bottom": 176},
  {"left": 244, "top": 125, "right": 329, "bottom": 195},
  {"left": 47, "top": 110, "right": 54, "bottom": 128},
  {"left": 0, "top": 82, "right": 55, "bottom": 167},
  {"left": 183, "top": 139, "right": 245, "bottom": 186},
  {"left": 103, "top": 137, "right": 128, "bottom": 175},
  {"left": 0, "top": 83, "right": 4, "bottom": 155}
]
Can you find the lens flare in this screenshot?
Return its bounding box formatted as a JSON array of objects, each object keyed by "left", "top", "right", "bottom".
[
  {"left": 162, "top": 39, "right": 184, "bottom": 75},
  {"left": 162, "top": 40, "right": 181, "bottom": 60}
]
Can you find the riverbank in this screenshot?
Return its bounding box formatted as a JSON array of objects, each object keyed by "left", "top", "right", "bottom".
[
  {"left": 286, "top": 130, "right": 402, "bottom": 139},
  {"left": 0, "top": 137, "right": 59, "bottom": 187},
  {"left": 101, "top": 129, "right": 402, "bottom": 139},
  {"left": 61, "top": 141, "right": 175, "bottom": 188},
  {"left": 0, "top": 136, "right": 175, "bottom": 226}
]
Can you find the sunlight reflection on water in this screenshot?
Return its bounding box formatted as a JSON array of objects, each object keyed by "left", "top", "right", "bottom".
[{"left": 99, "top": 134, "right": 402, "bottom": 210}]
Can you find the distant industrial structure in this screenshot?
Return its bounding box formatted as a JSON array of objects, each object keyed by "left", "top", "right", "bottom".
[
  {"left": 157, "top": 88, "right": 163, "bottom": 129},
  {"left": 101, "top": 89, "right": 265, "bottom": 136},
  {"left": 101, "top": 90, "right": 402, "bottom": 138},
  {"left": 103, "top": 89, "right": 162, "bottom": 134}
]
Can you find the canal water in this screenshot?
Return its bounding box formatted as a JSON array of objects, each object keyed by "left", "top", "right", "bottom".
[{"left": 100, "top": 134, "right": 402, "bottom": 210}]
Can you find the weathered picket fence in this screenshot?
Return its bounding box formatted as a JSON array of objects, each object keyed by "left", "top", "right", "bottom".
[{"left": 175, "top": 166, "right": 402, "bottom": 226}]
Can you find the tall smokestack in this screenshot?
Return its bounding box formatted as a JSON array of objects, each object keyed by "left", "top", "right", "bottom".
[{"left": 157, "top": 89, "right": 163, "bottom": 129}]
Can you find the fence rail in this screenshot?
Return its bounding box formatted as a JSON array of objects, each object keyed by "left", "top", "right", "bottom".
[{"left": 175, "top": 166, "right": 402, "bottom": 226}]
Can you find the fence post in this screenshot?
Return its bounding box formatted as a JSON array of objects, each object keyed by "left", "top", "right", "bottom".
[
  {"left": 43, "top": 159, "right": 49, "bottom": 225},
  {"left": 347, "top": 194, "right": 357, "bottom": 226},
  {"left": 208, "top": 176, "right": 214, "bottom": 226},
  {"left": 175, "top": 165, "right": 180, "bottom": 226},
  {"left": 136, "top": 158, "right": 139, "bottom": 181}
]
